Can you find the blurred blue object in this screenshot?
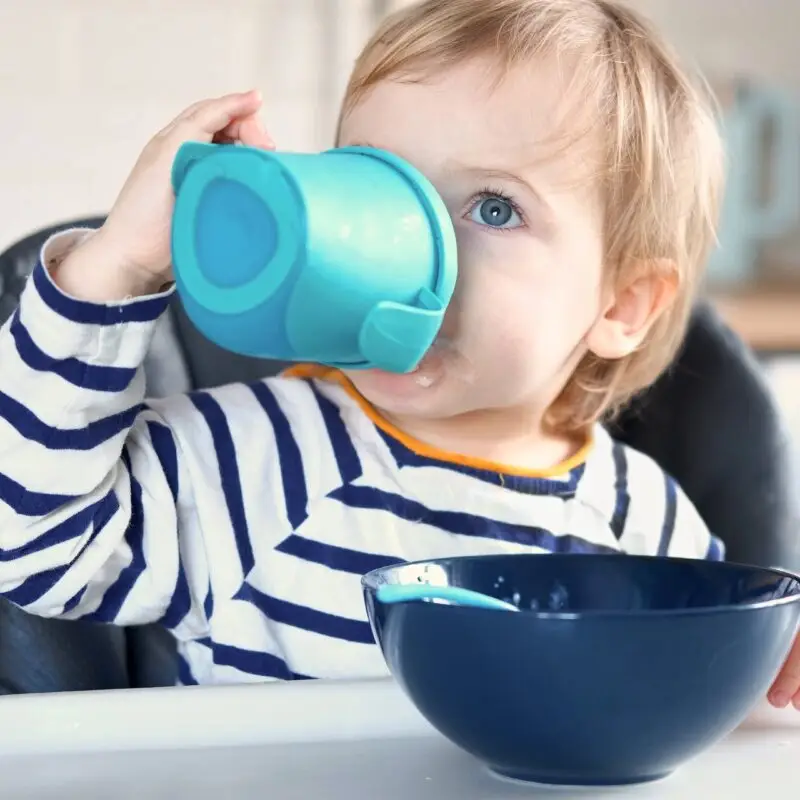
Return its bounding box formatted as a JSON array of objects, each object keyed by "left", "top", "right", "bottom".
[{"left": 708, "top": 82, "right": 800, "bottom": 285}]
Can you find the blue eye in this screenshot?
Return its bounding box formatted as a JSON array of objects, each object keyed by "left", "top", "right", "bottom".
[{"left": 469, "top": 195, "right": 523, "bottom": 229}]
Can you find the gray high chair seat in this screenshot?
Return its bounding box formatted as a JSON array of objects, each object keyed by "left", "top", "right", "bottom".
[{"left": 0, "top": 216, "right": 797, "bottom": 693}]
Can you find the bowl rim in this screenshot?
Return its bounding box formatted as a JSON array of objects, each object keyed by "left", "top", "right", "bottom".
[{"left": 361, "top": 553, "right": 800, "bottom": 619}]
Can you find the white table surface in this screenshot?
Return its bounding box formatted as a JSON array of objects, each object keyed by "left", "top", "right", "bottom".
[{"left": 0, "top": 678, "right": 796, "bottom": 799}]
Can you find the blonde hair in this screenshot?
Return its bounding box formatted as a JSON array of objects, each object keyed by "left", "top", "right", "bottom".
[{"left": 338, "top": 0, "right": 724, "bottom": 432}]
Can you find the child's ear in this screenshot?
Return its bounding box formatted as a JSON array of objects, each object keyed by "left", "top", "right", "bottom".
[{"left": 586, "top": 260, "right": 678, "bottom": 361}]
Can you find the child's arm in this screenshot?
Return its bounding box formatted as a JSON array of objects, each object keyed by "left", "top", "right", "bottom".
[
  {"left": 0, "top": 92, "right": 274, "bottom": 632},
  {"left": 0, "top": 236, "right": 187, "bottom": 626}
]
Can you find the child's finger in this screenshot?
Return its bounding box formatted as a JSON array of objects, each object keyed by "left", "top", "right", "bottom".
[
  {"left": 156, "top": 96, "right": 232, "bottom": 139},
  {"left": 218, "top": 114, "right": 275, "bottom": 150},
  {"left": 187, "top": 90, "right": 263, "bottom": 137},
  {"left": 175, "top": 99, "right": 208, "bottom": 123},
  {"left": 768, "top": 632, "right": 800, "bottom": 708}
]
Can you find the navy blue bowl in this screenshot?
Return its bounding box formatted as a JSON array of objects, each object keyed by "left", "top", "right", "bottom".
[{"left": 362, "top": 554, "right": 800, "bottom": 786}]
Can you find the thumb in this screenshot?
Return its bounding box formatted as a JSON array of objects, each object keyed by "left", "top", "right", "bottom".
[{"left": 233, "top": 115, "right": 275, "bottom": 150}]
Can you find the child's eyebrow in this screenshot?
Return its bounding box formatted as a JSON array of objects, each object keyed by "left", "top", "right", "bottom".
[
  {"left": 447, "top": 161, "right": 552, "bottom": 217},
  {"left": 338, "top": 142, "right": 553, "bottom": 220}
]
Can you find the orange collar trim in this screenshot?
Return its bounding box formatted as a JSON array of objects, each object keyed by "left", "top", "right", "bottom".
[{"left": 283, "top": 364, "right": 592, "bottom": 479}]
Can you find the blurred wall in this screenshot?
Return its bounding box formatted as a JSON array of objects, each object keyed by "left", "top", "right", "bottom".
[
  {"left": 1, "top": 0, "right": 799, "bottom": 252},
  {"left": 0, "top": 0, "right": 373, "bottom": 250}
]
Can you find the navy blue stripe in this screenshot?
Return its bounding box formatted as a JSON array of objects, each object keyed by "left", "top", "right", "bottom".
[
  {"left": 609, "top": 442, "right": 630, "bottom": 539},
  {"left": 151, "top": 423, "right": 192, "bottom": 630},
  {"left": 177, "top": 654, "right": 198, "bottom": 686},
  {"left": 147, "top": 420, "right": 179, "bottom": 500},
  {"left": 4, "top": 492, "right": 119, "bottom": 611},
  {"left": 329, "top": 484, "right": 618, "bottom": 554},
  {"left": 2, "top": 493, "right": 118, "bottom": 606},
  {"left": 0, "top": 489, "right": 118, "bottom": 561},
  {"left": 190, "top": 392, "right": 254, "bottom": 575},
  {"left": 62, "top": 585, "right": 87, "bottom": 613},
  {"left": 0, "top": 390, "right": 141, "bottom": 450},
  {"left": 204, "top": 586, "right": 214, "bottom": 620},
  {"left": 3, "top": 563, "right": 73, "bottom": 606},
  {"left": 377, "top": 428, "right": 582, "bottom": 496},
  {"left": 308, "top": 384, "right": 362, "bottom": 484},
  {"left": 161, "top": 562, "right": 192, "bottom": 630},
  {"left": 198, "top": 637, "right": 312, "bottom": 681},
  {"left": 705, "top": 535, "right": 725, "bottom": 561},
  {"left": 33, "top": 261, "right": 171, "bottom": 325},
  {"left": 82, "top": 452, "right": 147, "bottom": 622},
  {"left": 657, "top": 476, "right": 678, "bottom": 556},
  {"left": 236, "top": 581, "right": 375, "bottom": 644},
  {"left": 11, "top": 310, "right": 135, "bottom": 392},
  {"left": 249, "top": 383, "right": 308, "bottom": 530},
  {"left": 275, "top": 533, "right": 402, "bottom": 575},
  {"left": 0, "top": 468, "right": 80, "bottom": 516}
]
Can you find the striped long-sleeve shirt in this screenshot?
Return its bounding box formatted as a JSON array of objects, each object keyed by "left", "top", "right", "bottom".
[{"left": 0, "top": 231, "right": 724, "bottom": 685}]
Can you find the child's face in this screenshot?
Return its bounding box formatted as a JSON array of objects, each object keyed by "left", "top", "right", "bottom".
[{"left": 339, "top": 55, "right": 609, "bottom": 424}]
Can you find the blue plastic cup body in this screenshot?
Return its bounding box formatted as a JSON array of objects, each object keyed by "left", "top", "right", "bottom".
[{"left": 170, "top": 143, "right": 458, "bottom": 373}]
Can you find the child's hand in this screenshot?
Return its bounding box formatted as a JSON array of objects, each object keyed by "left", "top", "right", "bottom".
[
  {"left": 55, "top": 90, "right": 274, "bottom": 301},
  {"left": 768, "top": 631, "right": 800, "bottom": 709}
]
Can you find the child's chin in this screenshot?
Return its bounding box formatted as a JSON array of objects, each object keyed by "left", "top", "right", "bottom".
[
  {"left": 350, "top": 367, "right": 441, "bottom": 403},
  {"left": 346, "top": 361, "right": 446, "bottom": 410},
  {"left": 347, "top": 344, "right": 468, "bottom": 419}
]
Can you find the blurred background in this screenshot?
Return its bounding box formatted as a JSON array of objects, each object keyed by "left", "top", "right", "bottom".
[{"left": 0, "top": 0, "right": 798, "bottom": 467}]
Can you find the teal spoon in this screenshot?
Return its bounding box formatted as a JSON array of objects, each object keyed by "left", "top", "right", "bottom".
[{"left": 376, "top": 583, "right": 520, "bottom": 612}]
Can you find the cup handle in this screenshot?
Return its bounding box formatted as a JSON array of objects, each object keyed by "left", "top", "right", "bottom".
[
  {"left": 358, "top": 288, "right": 446, "bottom": 374},
  {"left": 171, "top": 142, "right": 224, "bottom": 192}
]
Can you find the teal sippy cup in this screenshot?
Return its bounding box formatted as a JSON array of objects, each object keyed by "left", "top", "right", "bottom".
[{"left": 170, "top": 143, "right": 458, "bottom": 373}]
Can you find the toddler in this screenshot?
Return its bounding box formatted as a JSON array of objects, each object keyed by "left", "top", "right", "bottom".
[{"left": 1, "top": 0, "right": 798, "bottom": 705}]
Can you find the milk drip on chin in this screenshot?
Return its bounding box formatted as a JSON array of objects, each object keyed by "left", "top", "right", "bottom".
[{"left": 410, "top": 335, "right": 476, "bottom": 388}]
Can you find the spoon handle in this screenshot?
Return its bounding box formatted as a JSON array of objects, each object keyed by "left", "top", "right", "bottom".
[{"left": 376, "top": 583, "right": 519, "bottom": 612}]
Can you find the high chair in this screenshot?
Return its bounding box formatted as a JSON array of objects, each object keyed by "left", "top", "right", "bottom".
[{"left": 0, "top": 217, "right": 796, "bottom": 693}]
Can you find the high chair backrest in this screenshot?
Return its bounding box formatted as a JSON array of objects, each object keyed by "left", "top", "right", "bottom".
[{"left": 0, "top": 217, "right": 797, "bottom": 693}]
